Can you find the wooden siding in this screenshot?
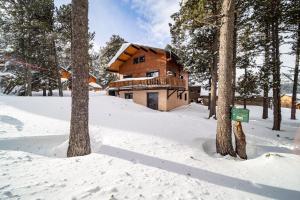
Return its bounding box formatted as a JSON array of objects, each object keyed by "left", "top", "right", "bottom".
[
  {"left": 109, "top": 76, "right": 186, "bottom": 90},
  {"left": 119, "top": 49, "right": 167, "bottom": 78}
]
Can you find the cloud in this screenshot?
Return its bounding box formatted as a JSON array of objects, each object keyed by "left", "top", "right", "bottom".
[{"left": 124, "top": 0, "right": 180, "bottom": 47}]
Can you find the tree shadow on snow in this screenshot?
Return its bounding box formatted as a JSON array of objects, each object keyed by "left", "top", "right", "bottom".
[
  {"left": 201, "top": 138, "right": 296, "bottom": 159},
  {"left": 0, "top": 135, "right": 68, "bottom": 157},
  {"left": 0, "top": 115, "right": 24, "bottom": 132},
  {"left": 100, "top": 145, "right": 300, "bottom": 200}
]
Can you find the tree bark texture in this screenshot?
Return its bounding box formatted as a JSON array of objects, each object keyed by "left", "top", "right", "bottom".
[
  {"left": 49, "top": 0, "right": 63, "bottom": 97},
  {"left": 262, "top": 21, "right": 270, "bottom": 119},
  {"left": 291, "top": 23, "right": 300, "bottom": 120},
  {"left": 216, "top": 0, "right": 236, "bottom": 157},
  {"left": 271, "top": 0, "right": 281, "bottom": 130},
  {"left": 209, "top": 1, "right": 219, "bottom": 119},
  {"left": 233, "top": 121, "right": 247, "bottom": 159},
  {"left": 208, "top": 77, "right": 211, "bottom": 110},
  {"left": 209, "top": 59, "right": 217, "bottom": 119},
  {"left": 232, "top": 12, "right": 237, "bottom": 107},
  {"left": 67, "top": 0, "right": 91, "bottom": 157}
]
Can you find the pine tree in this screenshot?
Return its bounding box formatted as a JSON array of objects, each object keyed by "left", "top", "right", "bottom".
[
  {"left": 284, "top": 0, "right": 300, "bottom": 120},
  {"left": 98, "top": 35, "right": 126, "bottom": 88},
  {"left": 0, "top": 0, "right": 64, "bottom": 96},
  {"left": 236, "top": 22, "right": 260, "bottom": 108},
  {"left": 170, "top": 0, "right": 221, "bottom": 118},
  {"left": 252, "top": 0, "right": 273, "bottom": 119},
  {"left": 270, "top": 0, "right": 282, "bottom": 130},
  {"left": 216, "top": 0, "right": 236, "bottom": 157},
  {"left": 67, "top": 0, "right": 91, "bottom": 157},
  {"left": 236, "top": 71, "right": 260, "bottom": 108}
]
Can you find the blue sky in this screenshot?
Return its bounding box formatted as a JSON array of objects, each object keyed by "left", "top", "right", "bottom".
[
  {"left": 54, "top": 0, "right": 295, "bottom": 75},
  {"left": 54, "top": 0, "right": 180, "bottom": 50}
]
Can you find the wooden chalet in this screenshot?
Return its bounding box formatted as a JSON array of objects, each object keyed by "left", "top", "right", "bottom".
[
  {"left": 107, "top": 43, "right": 189, "bottom": 111},
  {"left": 59, "top": 67, "right": 102, "bottom": 91},
  {"left": 281, "top": 94, "right": 300, "bottom": 109}
]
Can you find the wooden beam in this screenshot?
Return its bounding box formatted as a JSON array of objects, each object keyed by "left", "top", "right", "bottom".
[
  {"left": 106, "top": 68, "right": 118, "bottom": 73},
  {"left": 149, "top": 48, "right": 157, "bottom": 54},
  {"left": 117, "top": 58, "right": 126, "bottom": 62},
  {"left": 131, "top": 45, "right": 140, "bottom": 50},
  {"left": 167, "top": 89, "right": 177, "bottom": 99},
  {"left": 124, "top": 51, "right": 133, "bottom": 57},
  {"left": 140, "top": 46, "right": 148, "bottom": 52},
  {"left": 177, "top": 90, "right": 185, "bottom": 98}
]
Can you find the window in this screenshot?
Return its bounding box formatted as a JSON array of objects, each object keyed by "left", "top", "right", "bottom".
[
  {"left": 146, "top": 71, "right": 159, "bottom": 77},
  {"left": 133, "top": 57, "right": 139, "bottom": 64},
  {"left": 197, "top": 90, "right": 200, "bottom": 94},
  {"left": 179, "top": 93, "right": 182, "bottom": 100},
  {"left": 125, "top": 93, "right": 133, "bottom": 99},
  {"left": 184, "top": 93, "right": 187, "bottom": 101},
  {"left": 139, "top": 56, "right": 145, "bottom": 63},
  {"left": 123, "top": 75, "right": 132, "bottom": 79},
  {"left": 133, "top": 56, "right": 145, "bottom": 64}
]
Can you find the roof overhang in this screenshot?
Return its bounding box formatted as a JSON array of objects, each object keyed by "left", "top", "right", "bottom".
[{"left": 107, "top": 43, "right": 166, "bottom": 72}]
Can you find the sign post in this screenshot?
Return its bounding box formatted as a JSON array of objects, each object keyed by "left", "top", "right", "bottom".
[
  {"left": 231, "top": 107, "right": 249, "bottom": 159},
  {"left": 231, "top": 107, "right": 250, "bottom": 123}
]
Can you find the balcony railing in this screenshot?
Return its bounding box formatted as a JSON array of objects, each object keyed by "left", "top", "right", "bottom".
[{"left": 109, "top": 76, "right": 186, "bottom": 90}]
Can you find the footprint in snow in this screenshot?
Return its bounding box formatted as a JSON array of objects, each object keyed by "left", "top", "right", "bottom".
[
  {"left": 110, "top": 187, "right": 118, "bottom": 193},
  {"left": 0, "top": 185, "right": 10, "bottom": 190},
  {"left": 110, "top": 195, "right": 118, "bottom": 200}
]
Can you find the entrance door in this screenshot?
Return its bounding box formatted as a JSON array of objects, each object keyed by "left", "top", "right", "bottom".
[{"left": 147, "top": 92, "right": 158, "bottom": 110}]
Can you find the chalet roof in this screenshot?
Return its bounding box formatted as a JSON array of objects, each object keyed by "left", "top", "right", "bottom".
[
  {"left": 281, "top": 93, "right": 300, "bottom": 100},
  {"left": 59, "top": 66, "right": 97, "bottom": 79},
  {"left": 59, "top": 66, "right": 71, "bottom": 72},
  {"left": 89, "top": 82, "right": 102, "bottom": 89},
  {"left": 108, "top": 43, "right": 180, "bottom": 72}
]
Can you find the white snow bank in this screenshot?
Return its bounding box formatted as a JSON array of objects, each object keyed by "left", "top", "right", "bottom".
[{"left": 0, "top": 94, "right": 300, "bottom": 199}]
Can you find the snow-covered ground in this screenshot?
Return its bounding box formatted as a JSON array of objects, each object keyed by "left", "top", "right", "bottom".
[{"left": 0, "top": 91, "right": 300, "bottom": 200}]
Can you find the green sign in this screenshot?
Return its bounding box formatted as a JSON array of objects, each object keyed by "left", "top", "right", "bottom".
[{"left": 231, "top": 108, "right": 250, "bottom": 123}]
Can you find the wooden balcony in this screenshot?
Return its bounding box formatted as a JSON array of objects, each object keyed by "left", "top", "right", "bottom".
[{"left": 109, "top": 76, "right": 186, "bottom": 90}]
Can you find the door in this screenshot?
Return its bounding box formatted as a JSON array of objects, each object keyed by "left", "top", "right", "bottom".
[{"left": 147, "top": 92, "right": 158, "bottom": 110}]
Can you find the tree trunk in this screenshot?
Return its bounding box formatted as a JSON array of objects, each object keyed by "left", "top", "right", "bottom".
[
  {"left": 208, "top": 77, "right": 211, "bottom": 110},
  {"left": 43, "top": 86, "right": 47, "bottom": 96},
  {"left": 49, "top": 0, "right": 63, "bottom": 97},
  {"left": 262, "top": 21, "right": 270, "bottom": 119},
  {"left": 209, "top": 1, "right": 219, "bottom": 119},
  {"left": 55, "top": 50, "right": 64, "bottom": 97},
  {"left": 233, "top": 121, "right": 247, "bottom": 159},
  {"left": 25, "top": 65, "right": 32, "bottom": 96},
  {"left": 209, "top": 60, "right": 217, "bottom": 119},
  {"left": 291, "top": 23, "right": 300, "bottom": 120},
  {"left": 216, "top": 0, "right": 236, "bottom": 157},
  {"left": 243, "top": 99, "right": 247, "bottom": 109},
  {"left": 48, "top": 84, "right": 53, "bottom": 96},
  {"left": 243, "top": 67, "right": 247, "bottom": 109},
  {"left": 67, "top": 0, "right": 91, "bottom": 157},
  {"left": 232, "top": 12, "right": 237, "bottom": 107},
  {"left": 271, "top": 0, "right": 281, "bottom": 131}
]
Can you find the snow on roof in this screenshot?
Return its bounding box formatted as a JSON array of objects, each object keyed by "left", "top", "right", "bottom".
[
  {"left": 282, "top": 93, "right": 300, "bottom": 99},
  {"left": 89, "top": 73, "right": 97, "bottom": 79},
  {"left": 89, "top": 82, "right": 102, "bottom": 88},
  {"left": 108, "top": 43, "right": 177, "bottom": 68},
  {"left": 201, "top": 89, "right": 210, "bottom": 96},
  {"left": 0, "top": 71, "right": 16, "bottom": 78},
  {"left": 59, "top": 66, "right": 71, "bottom": 72},
  {"left": 61, "top": 78, "right": 68, "bottom": 82},
  {"left": 108, "top": 43, "right": 131, "bottom": 67}
]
